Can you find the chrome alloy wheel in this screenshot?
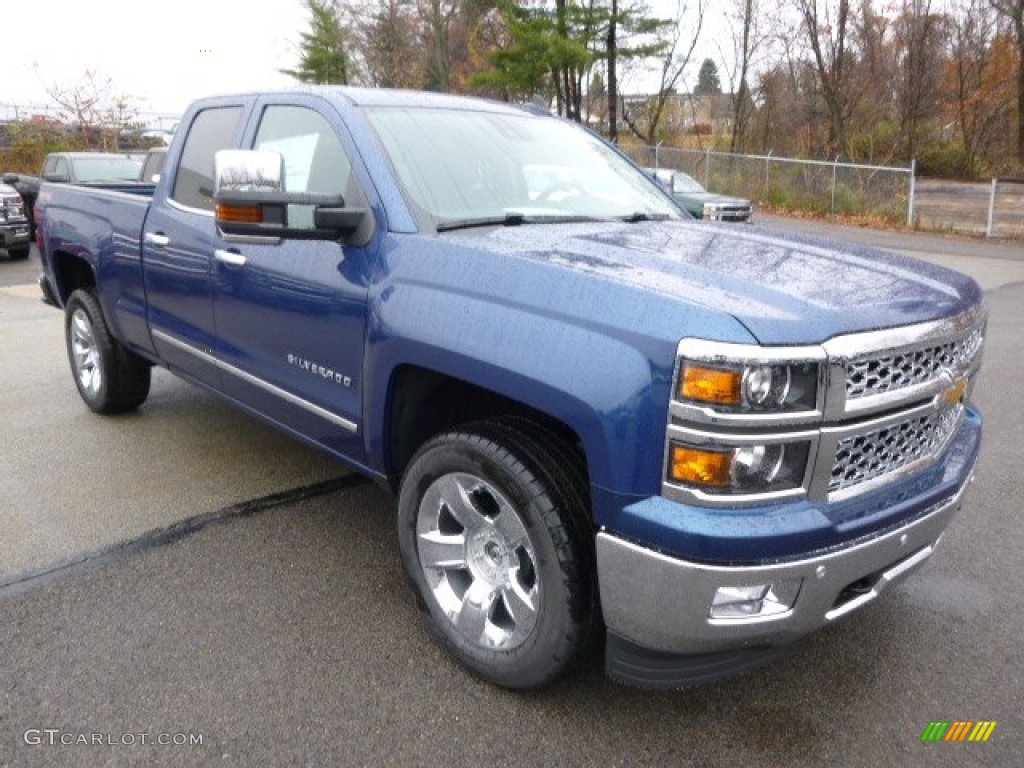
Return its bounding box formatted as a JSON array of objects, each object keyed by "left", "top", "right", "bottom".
[
  {"left": 70, "top": 308, "right": 102, "bottom": 398},
  {"left": 415, "top": 472, "right": 540, "bottom": 650}
]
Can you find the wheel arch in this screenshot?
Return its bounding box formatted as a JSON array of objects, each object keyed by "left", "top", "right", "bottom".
[
  {"left": 381, "top": 364, "right": 593, "bottom": 502},
  {"left": 364, "top": 318, "right": 669, "bottom": 520},
  {"left": 51, "top": 249, "right": 97, "bottom": 306}
]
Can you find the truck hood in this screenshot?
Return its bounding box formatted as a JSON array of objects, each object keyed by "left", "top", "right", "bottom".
[{"left": 445, "top": 219, "right": 981, "bottom": 345}]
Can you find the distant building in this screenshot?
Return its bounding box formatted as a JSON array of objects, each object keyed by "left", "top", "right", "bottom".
[{"left": 621, "top": 92, "right": 738, "bottom": 137}]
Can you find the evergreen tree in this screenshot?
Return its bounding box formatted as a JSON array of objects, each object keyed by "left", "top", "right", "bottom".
[
  {"left": 473, "top": 0, "right": 667, "bottom": 126},
  {"left": 282, "top": 0, "right": 353, "bottom": 85},
  {"left": 695, "top": 58, "right": 721, "bottom": 95}
]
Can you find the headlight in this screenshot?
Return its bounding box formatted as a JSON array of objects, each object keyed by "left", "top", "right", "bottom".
[
  {"left": 668, "top": 440, "right": 811, "bottom": 495},
  {"left": 678, "top": 360, "right": 818, "bottom": 413},
  {"left": 665, "top": 340, "right": 825, "bottom": 504}
]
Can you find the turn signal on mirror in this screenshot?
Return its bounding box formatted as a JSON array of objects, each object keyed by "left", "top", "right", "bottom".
[{"left": 215, "top": 203, "right": 263, "bottom": 223}]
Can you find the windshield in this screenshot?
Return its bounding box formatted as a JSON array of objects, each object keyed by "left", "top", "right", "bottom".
[
  {"left": 72, "top": 156, "right": 143, "bottom": 183},
  {"left": 670, "top": 172, "right": 705, "bottom": 194},
  {"left": 366, "top": 107, "right": 680, "bottom": 227}
]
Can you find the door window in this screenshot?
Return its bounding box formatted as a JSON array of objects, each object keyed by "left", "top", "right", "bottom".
[
  {"left": 172, "top": 106, "right": 244, "bottom": 211},
  {"left": 253, "top": 106, "right": 362, "bottom": 229}
]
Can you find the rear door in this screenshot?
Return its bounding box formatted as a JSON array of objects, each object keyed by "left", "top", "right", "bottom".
[
  {"left": 143, "top": 103, "right": 248, "bottom": 387},
  {"left": 211, "top": 97, "right": 376, "bottom": 461}
]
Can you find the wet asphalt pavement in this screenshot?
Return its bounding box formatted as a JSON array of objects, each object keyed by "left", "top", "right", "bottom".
[{"left": 2, "top": 230, "right": 1023, "bottom": 766}]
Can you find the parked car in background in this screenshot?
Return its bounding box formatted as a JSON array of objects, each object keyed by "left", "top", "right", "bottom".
[
  {"left": 40, "top": 152, "right": 144, "bottom": 185},
  {"left": 3, "top": 153, "right": 147, "bottom": 242},
  {"left": 648, "top": 168, "right": 753, "bottom": 223},
  {"left": 0, "top": 180, "right": 31, "bottom": 259},
  {"left": 2, "top": 173, "right": 40, "bottom": 239}
]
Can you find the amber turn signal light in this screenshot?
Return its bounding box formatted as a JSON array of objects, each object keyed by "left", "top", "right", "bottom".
[
  {"left": 669, "top": 444, "right": 732, "bottom": 487},
  {"left": 679, "top": 364, "right": 742, "bottom": 405},
  {"left": 215, "top": 203, "right": 263, "bottom": 223}
]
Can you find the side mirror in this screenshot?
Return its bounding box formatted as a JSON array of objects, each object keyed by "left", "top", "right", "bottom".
[
  {"left": 2, "top": 173, "right": 18, "bottom": 184},
  {"left": 213, "top": 149, "right": 368, "bottom": 242}
]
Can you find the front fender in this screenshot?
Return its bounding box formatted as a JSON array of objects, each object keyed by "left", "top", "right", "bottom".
[{"left": 363, "top": 279, "right": 675, "bottom": 504}]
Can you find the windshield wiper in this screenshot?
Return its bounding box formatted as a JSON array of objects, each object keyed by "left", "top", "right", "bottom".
[
  {"left": 619, "top": 212, "right": 670, "bottom": 223},
  {"left": 435, "top": 213, "right": 525, "bottom": 232},
  {"left": 435, "top": 211, "right": 666, "bottom": 232}
]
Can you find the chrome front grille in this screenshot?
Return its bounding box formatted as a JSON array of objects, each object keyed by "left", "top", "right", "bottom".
[
  {"left": 3, "top": 195, "right": 25, "bottom": 219},
  {"left": 707, "top": 206, "right": 752, "bottom": 222},
  {"left": 829, "top": 406, "right": 962, "bottom": 493},
  {"left": 846, "top": 327, "right": 984, "bottom": 399}
]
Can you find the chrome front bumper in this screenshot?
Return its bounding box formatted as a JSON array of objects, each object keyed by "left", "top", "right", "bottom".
[{"left": 597, "top": 476, "right": 971, "bottom": 657}]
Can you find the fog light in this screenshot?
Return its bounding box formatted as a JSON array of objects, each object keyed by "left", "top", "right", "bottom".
[{"left": 710, "top": 579, "right": 801, "bottom": 619}]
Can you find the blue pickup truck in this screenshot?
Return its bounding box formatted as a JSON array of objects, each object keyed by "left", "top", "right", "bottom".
[{"left": 36, "top": 87, "right": 985, "bottom": 690}]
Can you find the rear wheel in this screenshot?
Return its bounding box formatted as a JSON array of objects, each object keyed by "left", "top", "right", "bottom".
[
  {"left": 65, "top": 288, "right": 151, "bottom": 413},
  {"left": 6, "top": 245, "right": 29, "bottom": 260},
  {"left": 397, "top": 421, "right": 593, "bottom": 689}
]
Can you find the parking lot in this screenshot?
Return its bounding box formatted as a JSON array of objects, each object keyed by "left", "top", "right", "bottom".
[{"left": 2, "top": 227, "right": 1022, "bottom": 767}]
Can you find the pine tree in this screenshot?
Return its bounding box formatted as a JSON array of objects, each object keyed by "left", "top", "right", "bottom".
[
  {"left": 695, "top": 58, "right": 721, "bottom": 95},
  {"left": 282, "top": 0, "right": 353, "bottom": 85}
]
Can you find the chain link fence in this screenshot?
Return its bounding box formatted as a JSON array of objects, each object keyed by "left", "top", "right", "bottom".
[
  {"left": 910, "top": 178, "right": 1024, "bottom": 238},
  {"left": 987, "top": 179, "right": 1024, "bottom": 238},
  {"left": 625, "top": 145, "right": 1024, "bottom": 239},
  {"left": 624, "top": 145, "right": 916, "bottom": 225}
]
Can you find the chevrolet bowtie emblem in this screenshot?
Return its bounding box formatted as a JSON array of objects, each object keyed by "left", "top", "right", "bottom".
[{"left": 938, "top": 376, "right": 968, "bottom": 410}]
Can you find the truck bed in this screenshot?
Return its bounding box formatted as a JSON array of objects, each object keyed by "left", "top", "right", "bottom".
[{"left": 37, "top": 182, "right": 156, "bottom": 350}]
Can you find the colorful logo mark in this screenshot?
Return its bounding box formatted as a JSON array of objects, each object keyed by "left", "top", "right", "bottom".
[{"left": 921, "top": 721, "right": 997, "bottom": 743}]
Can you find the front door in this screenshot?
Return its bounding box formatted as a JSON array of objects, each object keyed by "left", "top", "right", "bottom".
[{"left": 211, "top": 100, "right": 373, "bottom": 461}]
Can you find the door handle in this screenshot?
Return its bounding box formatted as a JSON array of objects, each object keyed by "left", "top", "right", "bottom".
[
  {"left": 214, "top": 249, "right": 247, "bottom": 267},
  {"left": 144, "top": 232, "right": 170, "bottom": 247}
]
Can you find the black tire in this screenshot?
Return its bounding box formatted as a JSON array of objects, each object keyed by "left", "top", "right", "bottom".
[
  {"left": 65, "top": 288, "right": 151, "bottom": 413},
  {"left": 6, "top": 246, "right": 29, "bottom": 260},
  {"left": 397, "top": 421, "right": 594, "bottom": 689}
]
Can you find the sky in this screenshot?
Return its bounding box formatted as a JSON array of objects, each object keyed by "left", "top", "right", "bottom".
[
  {"left": 5, "top": 0, "right": 728, "bottom": 127},
  {"left": 6, "top": 0, "right": 307, "bottom": 124}
]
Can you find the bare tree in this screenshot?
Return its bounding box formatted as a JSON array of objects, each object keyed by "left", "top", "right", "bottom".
[
  {"left": 621, "top": 0, "right": 708, "bottom": 143},
  {"left": 101, "top": 94, "right": 140, "bottom": 151},
  {"left": 418, "top": 0, "right": 459, "bottom": 91},
  {"left": 720, "top": 0, "right": 766, "bottom": 152},
  {"left": 793, "top": 0, "right": 852, "bottom": 155},
  {"left": 893, "top": 0, "right": 947, "bottom": 160},
  {"left": 991, "top": 0, "right": 1024, "bottom": 164},
  {"left": 607, "top": 0, "right": 619, "bottom": 138},
  {"left": 40, "top": 69, "right": 138, "bottom": 151},
  {"left": 949, "top": 0, "right": 1013, "bottom": 173},
  {"left": 352, "top": 0, "right": 426, "bottom": 88},
  {"left": 43, "top": 69, "right": 108, "bottom": 150}
]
